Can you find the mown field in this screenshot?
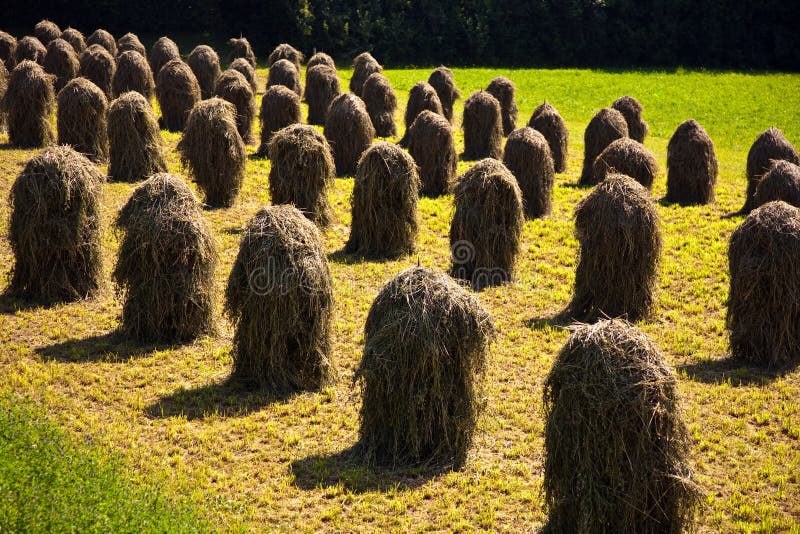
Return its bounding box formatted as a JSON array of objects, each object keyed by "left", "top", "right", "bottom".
[{"left": 1, "top": 65, "right": 799, "bottom": 533}]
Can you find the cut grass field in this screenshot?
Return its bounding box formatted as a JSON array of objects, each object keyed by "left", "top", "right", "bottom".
[{"left": 1, "top": 65, "right": 799, "bottom": 532}]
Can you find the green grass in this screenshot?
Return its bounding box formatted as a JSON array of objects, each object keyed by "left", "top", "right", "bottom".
[{"left": 0, "top": 66, "right": 799, "bottom": 532}]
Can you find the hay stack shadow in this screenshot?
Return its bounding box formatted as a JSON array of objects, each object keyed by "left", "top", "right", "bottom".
[
  {"left": 35, "top": 331, "right": 167, "bottom": 363},
  {"left": 678, "top": 356, "right": 797, "bottom": 386},
  {"left": 523, "top": 312, "right": 572, "bottom": 331}
]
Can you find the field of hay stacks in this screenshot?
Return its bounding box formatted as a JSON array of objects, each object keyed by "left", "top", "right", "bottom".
[{"left": 1, "top": 54, "right": 800, "bottom": 532}]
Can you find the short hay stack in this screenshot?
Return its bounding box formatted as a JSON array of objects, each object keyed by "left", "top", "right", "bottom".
[
  {"left": 406, "top": 110, "right": 457, "bottom": 197},
  {"left": 742, "top": 127, "right": 800, "bottom": 213},
  {"left": 257, "top": 85, "right": 302, "bottom": 157},
  {"left": 503, "top": 127, "right": 555, "bottom": 218},
  {"left": 324, "top": 93, "right": 375, "bottom": 176},
  {"left": 529, "top": 102, "right": 569, "bottom": 173},
  {"left": 579, "top": 107, "right": 629, "bottom": 186},
  {"left": 155, "top": 59, "right": 201, "bottom": 132},
  {"left": 2, "top": 60, "right": 54, "bottom": 148},
  {"left": 107, "top": 91, "right": 167, "bottom": 182},
  {"left": 57, "top": 77, "right": 109, "bottom": 162},
  {"left": 665, "top": 119, "right": 718, "bottom": 205},
  {"left": 592, "top": 137, "right": 659, "bottom": 189},
  {"left": 462, "top": 90, "right": 503, "bottom": 161},
  {"left": 485, "top": 76, "right": 518, "bottom": 136}
]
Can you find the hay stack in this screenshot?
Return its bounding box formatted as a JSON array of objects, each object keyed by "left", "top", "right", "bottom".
[
  {"left": 2, "top": 61, "right": 54, "bottom": 148},
  {"left": 399, "top": 81, "right": 442, "bottom": 146},
  {"left": 268, "top": 43, "right": 303, "bottom": 70},
  {"left": 449, "top": 159, "right": 524, "bottom": 290},
  {"left": 57, "top": 78, "right": 108, "bottom": 162},
  {"left": 742, "top": 127, "right": 800, "bottom": 213},
  {"left": 361, "top": 72, "right": 396, "bottom": 137},
  {"left": 579, "top": 107, "right": 628, "bottom": 186},
  {"left": 79, "top": 44, "right": 115, "bottom": 98},
  {"left": 187, "top": 45, "right": 221, "bottom": 99},
  {"left": 156, "top": 59, "right": 201, "bottom": 132},
  {"left": 8, "top": 145, "right": 103, "bottom": 302},
  {"left": 34, "top": 20, "right": 61, "bottom": 46},
  {"left": 225, "top": 205, "right": 333, "bottom": 391},
  {"left": 568, "top": 174, "right": 661, "bottom": 321},
  {"left": 345, "top": 142, "right": 420, "bottom": 258},
  {"left": 15, "top": 36, "right": 46, "bottom": 65},
  {"left": 593, "top": 137, "right": 659, "bottom": 189},
  {"left": 350, "top": 52, "right": 382, "bottom": 97},
  {"left": 462, "top": 90, "right": 503, "bottom": 161},
  {"left": 754, "top": 160, "right": 800, "bottom": 208},
  {"left": 665, "top": 119, "right": 718, "bottom": 205},
  {"left": 727, "top": 201, "right": 800, "bottom": 367},
  {"left": 148, "top": 36, "right": 180, "bottom": 77},
  {"left": 113, "top": 173, "right": 217, "bottom": 342},
  {"left": 215, "top": 69, "right": 256, "bottom": 144},
  {"left": 268, "top": 124, "right": 335, "bottom": 226},
  {"left": 117, "top": 32, "right": 146, "bottom": 57},
  {"left": 227, "top": 37, "right": 255, "bottom": 68},
  {"left": 0, "top": 31, "right": 16, "bottom": 70},
  {"left": 305, "top": 64, "right": 341, "bottom": 126},
  {"left": 86, "top": 29, "right": 116, "bottom": 56},
  {"left": 486, "top": 76, "right": 517, "bottom": 136},
  {"left": 229, "top": 57, "right": 257, "bottom": 94},
  {"left": 406, "top": 110, "right": 457, "bottom": 197},
  {"left": 529, "top": 101, "right": 568, "bottom": 173},
  {"left": 257, "top": 85, "right": 301, "bottom": 156},
  {"left": 177, "top": 98, "right": 246, "bottom": 208},
  {"left": 112, "top": 50, "right": 154, "bottom": 99},
  {"left": 503, "top": 127, "right": 554, "bottom": 218},
  {"left": 43, "top": 38, "right": 79, "bottom": 93},
  {"left": 307, "top": 52, "right": 334, "bottom": 70},
  {"left": 107, "top": 91, "right": 167, "bottom": 182},
  {"left": 60, "top": 27, "right": 85, "bottom": 54},
  {"left": 324, "top": 93, "right": 375, "bottom": 176},
  {"left": 543, "top": 319, "right": 699, "bottom": 532},
  {"left": 427, "top": 66, "right": 460, "bottom": 124},
  {"left": 612, "top": 95, "right": 649, "bottom": 143},
  {"left": 355, "top": 266, "right": 494, "bottom": 468},
  {"left": 267, "top": 58, "right": 302, "bottom": 97}
]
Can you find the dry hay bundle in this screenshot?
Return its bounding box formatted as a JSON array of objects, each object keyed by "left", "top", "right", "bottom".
[
  {"left": 15, "top": 36, "right": 46, "bottom": 65},
  {"left": 579, "top": 107, "right": 628, "bottom": 186},
  {"left": 187, "top": 45, "right": 221, "bottom": 99},
  {"left": 43, "top": 38, "right": 79, "bottom": 93},
  {"left": 361, "top": 72, "right": 396, "bottom": 137},
  {"left": 0, "top": 61, "right": 6, "bottom": 132},
  {"left": 60, "top": 27, "right": 85, "bottom": 54},
  {"left": 462, "top": 90, "right": 503, "bottom": 161},
  {"left": 156, "top": 59, "right": 201, "bottom": 132},
  {"left": 503, "top": 127, "right": 554, "bottom": 218},
  {"left": 86, "top": 29, "right": 116, "bottom": 56},
  {"left": 57, "top": 77, "right": 108, "bottom": 162},
  {"left": 305, "top": 64, "right": 341, "bottom": 126},
  {"left": 34, "top": 20, "right": 61, "bottom": 46},
  {"left": 177, "top": 97, "right": 246, "bottom": 208},
  {"left": 406, "top": 110, "right": 457, "bottom": 197},
  {"left": 112, "top": 50, "right": 154, "bottom": 99},
  {"left": 79, "top": 45, "right": 115, "bottom": 98},
  {"left": 148, "top": 36, "right": 180, "bottom": 78},
  {"left": 229, "top": 57, "right": 257, "bottom": 94},
  {"left": 349, "top": 52, "right": 382, "bottom": 97},
  {"left": 355, "top": 266, "right": 495, "bottom": 468},
  {"left": 268, "top": 124, "right": 334, "bottom": 226},
  {"left": 529, "top": 101, "right": 568, "bottom": 173},
  {"left": 2, "top": 61, "right": 55, "bottom": 148},
  {"left": 485, "top": 76, "right": 518, "bottom": 137},
  {"left": 542, "top": 319, "right": 699, "bottom": 533},
  {"left": 665, "top": 119, "right": 718, "bottom": 205},
  {"left": 399, "top": 81, "right": 442, "bottom": 147},
  {"left": 225, "top": 205, "right": 334, "bottom": 391},
  {"left": 116, "top": 32, "right": 146, "bottom": 57},
  {"left": 742, "top": 127, "right": 800, "bottom": 213},
  {"left": 323, "top": 93, "right": 375, "bottom": 176},
  {"left": 113, "top": 173, "right": 217, "bottom": 342},
  {"left": 568, "top": 174, "right": 661, "bottom": 322},
  {"left": 754, "top": 160, "right": 800, "bottom": 208},
  {"left": 727, "top": 201, "right": 800, "bottom": 367},
  {"left": 449, "top": 159, "right": 524, "bottom": 290},
  {"left": 227, "top": 37, "right": 255, "bottom": 68},
  {"left": 612, "top": 95, "right": 649, "bottom": 143},
  {"left": 215, "top": 69, "right": 256, "bottom": 144},
  {"left": 593, "top": 137, "right": 659, "bottom": 189},
  {"left": 8, "top": 145, "right": 103, "bottom": 302},
  {"left": 257, "top": 85, "right": 301, "bottom": 157},
  {"left": 307, "top": 51, "right": 334, "bottom": 70},
  {"left": 427, "top": 66, "right": 460, "bottom": 124},
  {"left": 345, "top": 142, "right": 420, "bottom": 258},
  {"left": 267, "top": 43, "right": 303, "bottom": 70},
  {"left": 107, "top": 91, "right": 167, "bottom": 182},
  {"left": 0, "top": 31, "right": 17, "bottom": 70},
  {"left": 267, "top": 58, "right": 302, "bottom": 97}
]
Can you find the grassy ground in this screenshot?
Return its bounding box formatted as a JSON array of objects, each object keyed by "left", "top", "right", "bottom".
[{"left": 1, "top": 66, "right": 799, "bottom": 532}]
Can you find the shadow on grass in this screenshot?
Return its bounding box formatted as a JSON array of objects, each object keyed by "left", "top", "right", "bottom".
[
  {"left": 327, "top": 248, "right": 408, "bottom": 265},
  {"left": 677, "top": 356, "right": 796, "bottom": 386},
  {"left": 524, "top": 311, "right": 572, "bottom": 331},
  {"left": 35, "top": 331, "right": 172, "bottom": 363},
  {"left": 0, "top": 293, "right": 54, "bottom": 315}
]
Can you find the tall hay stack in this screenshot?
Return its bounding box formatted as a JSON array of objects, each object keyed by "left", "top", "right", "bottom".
[
  {"left": 428, "top": 66, "right": 460, "bottom": 124},
  {"left": 754, "top": 160, "right": 800, "bottom": 208},
  {"left": 227, "top": 37, "right": 256, "bottom": 68},
  {"left": 485, "top": 76, "right": 518, "bottom": 136},
  {"left": 34, "top": 20, "right": 61, "bottom": 46},
  {"left": 113, "top": 173, "right": 217, "bottom": 342},
  {"left": 156, "top": 59, "right": 201, "bottom": 132},
  {"left": 406, "top": 110, "right": 457, "bottom": 197},
  {"left": 542, "top": 319, "right": 699, "bottom": 532},
  {"left": 8, "top": 145, "right": 103, "bottom": 302},
  {"left": 267, "top": 58, "right": 302, "bottom": 97},
  {"left": 107, "top": 91, "right": 167, "bottom": 182},
  {"left": 177, "top": 98, "right": 246, "bottom": 208},
  {"left": 350, "top": 52, "right": 382, "bottom": 97},
  {"left": 57, "top": 78, "right": 108, "bottom": 162},
  {"left": 148, "top": 36, "right": 180, "bottom": 77},
  {"left": 307, "top": 52, "right": 334, "bottom": 70},
  {"left": 268, "top": 43, "right": 303, "bottom": 70},
  {"left": 2, "top": 61, "right": 55, "bottom": 148},
  {"left": 43, "top": 38, "right": 79, "bottom": 93},
  {"left": 593, "top": 137, "right": 659, "bottom": 189},
  {"left": 665, "top": 119, "right": 718, "bottom": 205},
  {"left": 257, "top": 85, "right": 301, "bottom": 157},
  {"left": 324, "top": 93, "right": 375, "bottom": 176},
  {"left": 361, "top": 72, "right": 396, "bottom": 137},
  {"left": 117, "top": 33, "right": 146, "bottom": 57},
  {"left": 612, "top": 95, "right": 649, "bottom": 143},
  {"left": 79, "top": 44, "right": 115, "bottom": 98},
  {"left": 214, "top": 69, "right": 256, "bottom": 143},
  {"left": 579, "top": 107, "right": 628, "bottom": 186},
  {"left": 305, "top": 64, "right": 341, "bottom": 126},
  {"left": 503, "top": 127, "right": 555, "bottom": 218},
  {"left": 462, "top": 90, "right": 503, "bottom": 161},
  {"left": 529, "top": 102, "right": 568, "bottom": 173},
  {"left": 0, "top": 31, "right": 17, "bottom": 70},
  {"left": 225, "top": 205, "right": 334, "bottom": 391},
  {"left": 86, "top": 29, "right": 116, "bottom": 56},
  {"left": 60, "top": 28, "right": 85, "bottom": 54},
  {"left": 345, "top": 142, "right": 420, "bottom": 258},
  {"left": 568, "top": 174, "right": 661, "bottom": 322},
  {"left": 399, "top": 81, "right": 442, "bottom": 146},
  {"left": 15, "top": 36, "right": 46, "bottom": 65},
  {"left": 355, "top": 266, "right": 495, "bottom": 468},
  {"left": 229, "top": 57, "right": 257, "bottom": 94},
  {"left": 742, "top": 127, "right": 800, "bottom": 213},
  {"left": 112, "top": 50, "right": 154, "bottom": 99},
  {"left": 187, "top": 45, "right": 221, "bottom": 99}
]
